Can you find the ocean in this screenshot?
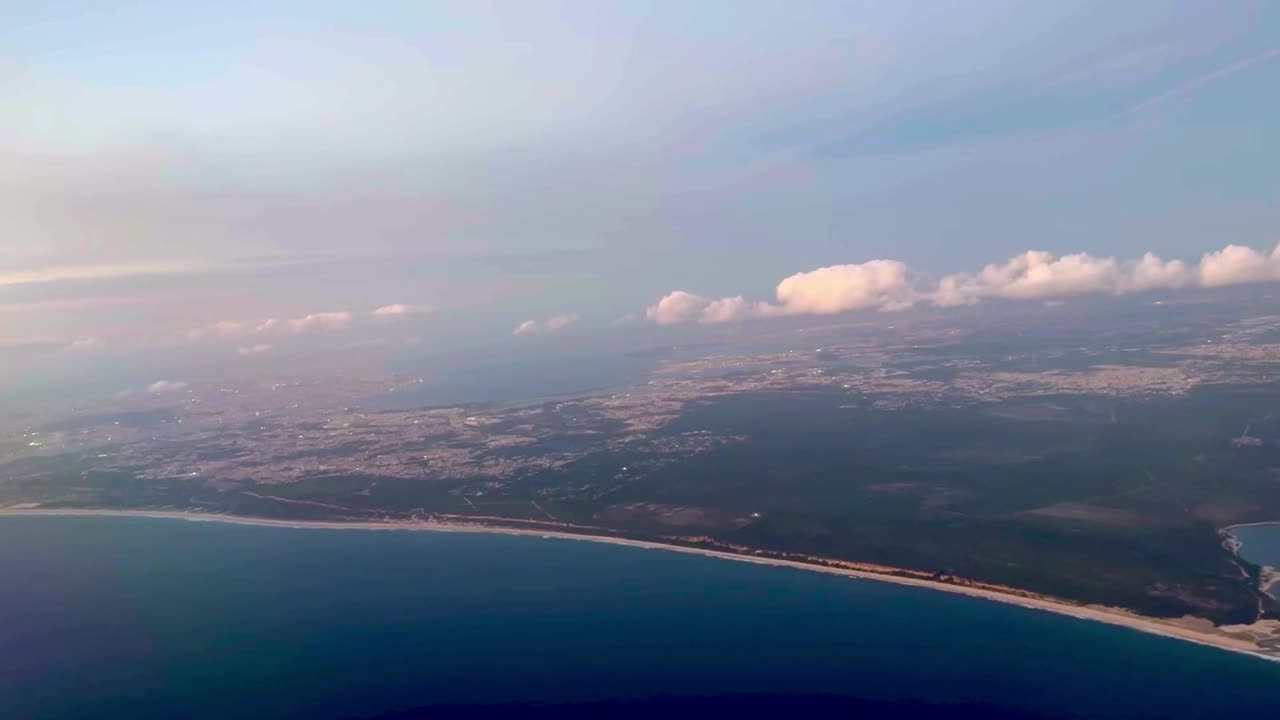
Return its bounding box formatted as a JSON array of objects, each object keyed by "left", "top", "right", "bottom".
[{"left": 2, "top": 515, "right": 1278, "bottom": 719}]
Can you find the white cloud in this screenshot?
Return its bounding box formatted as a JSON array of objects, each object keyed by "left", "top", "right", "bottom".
[
  {"left": 286, "top": 311, "right": 353, "bottom": 333},
  {"left": 650, "top": 261, "right": 920, "bottom": 325},
  {"left": 699, "top": 296, "right": 750, "bottom": 324},
  {"left": 67, "top": 338, "right": 103, "bottom": 351},
  {"left": 646, "top": 242, "right": 1280, "bottom": 325},
  {"left": 147, "top": 380, "right": 188, "bottom": 394},
  {"left": 936, "top": 246, "right": 1280, "bottom": 303},
  {"left": 770, "top": 260, "right": 917, "bottom": 315},
  {"left": 1123, "top": 253, "right": 1194, "bottom": 292},
  {"left": 372, "top": 303, "right": 432, "bottom": 318},
  {"left": 237, "top": 344, "right": 273, "bottom": 356},
  {"left": 933, "top": 251, "right": 1123, "bottom": 304},
  {"left": 513, "top": 314, "right": 579, "bottom": 336},
  {"left": 1197, "top": 244, "right": 1280, "bottom": 287},
  {"left": 646, "top": 291, "right": 710, "bottom": 325}
]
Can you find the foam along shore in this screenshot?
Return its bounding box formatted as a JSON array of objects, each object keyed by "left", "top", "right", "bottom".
[{"left": 4, "top": 507, "right": 1280, "bottom": 663}]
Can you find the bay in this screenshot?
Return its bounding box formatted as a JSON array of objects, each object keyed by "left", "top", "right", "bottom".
[{"left": 1231, "top": 522, "right": 1280, "bottom": 568}]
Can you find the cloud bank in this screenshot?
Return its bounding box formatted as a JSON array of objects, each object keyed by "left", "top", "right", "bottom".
[{"left": 647, "top": 242, "right": 1280, "bottom": 324}]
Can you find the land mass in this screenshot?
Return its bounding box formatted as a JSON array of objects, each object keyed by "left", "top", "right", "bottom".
[{"left": 4, "top": 293, "right": 1280, "bottom": 650}]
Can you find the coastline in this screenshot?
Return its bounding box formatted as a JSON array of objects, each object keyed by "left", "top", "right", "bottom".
[
  {"left": 1225, "top": 521, "right": 1280, "bottom": 531},
  {"left": 3, "top": 507, "right": 1280, "bottom": 664}
]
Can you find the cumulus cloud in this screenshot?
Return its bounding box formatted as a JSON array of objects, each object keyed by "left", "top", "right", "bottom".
[
  {"left": 646, "top": 241, "right": 1280, "bottom": 325},
  {"left": 1124, "top": 253, "right": 1194, "bottom": 292},
  {"left": 770, "top": 260, "right": 917, "bottom": 315},
  {"left": 932, "top": 251, "right": 1123, "bottom": 305},
  {"left": 648, "top": 261, "right": 918, "bottom": 326},
  {"left": 932, "top": 247, "right": 1278, "bottom": 304},
  {"left": 646, "top": 291, "right": 710, "bottom": 325},
  {"left": 700, "top": 296, "right": 751, "bottom": 324},
  {"left": 237, "top": 344, "right": 273, "bottom": 356},
  {"left": 1197, "top": 244, "right": 1280, "bottom": 287},
  {"left": 513, "top": 314, "right": 579, "bottom": 336},
  {"left": 147, "top": 380, "right": 188, "bottom": 394},
  {"left": 372, "top": 303, "right": 432, "bottom": 318}
]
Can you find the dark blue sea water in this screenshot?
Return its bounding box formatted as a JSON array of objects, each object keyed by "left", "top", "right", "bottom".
[{"left": 2, "top": 516, "right": 1278, "bottom": 720}]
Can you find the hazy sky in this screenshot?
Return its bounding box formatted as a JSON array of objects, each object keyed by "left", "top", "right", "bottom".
[{"left": 3, "top": 1, "right": 1279, "bottom": 394}]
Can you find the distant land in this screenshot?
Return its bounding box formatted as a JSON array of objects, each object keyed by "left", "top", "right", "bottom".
[{"left": 4, "top": 291, "right": 1280, "bottom": 658}]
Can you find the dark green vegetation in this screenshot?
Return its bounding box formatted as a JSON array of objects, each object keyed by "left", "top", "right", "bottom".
[
  {"left": 600, "top": 387, "right": 1280, "bottom": 624},
  {"left": 521, "top": 385, "right": 1249, "bottom": 626}
]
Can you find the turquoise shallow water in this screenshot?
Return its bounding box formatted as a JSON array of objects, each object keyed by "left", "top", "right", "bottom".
[{"left": 1, "top": 515, "right": 1278, "bottom": 719}]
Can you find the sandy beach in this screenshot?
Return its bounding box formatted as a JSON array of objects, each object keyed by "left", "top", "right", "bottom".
[{"left": 3, "top": 507, "right": 1279, "bottom": 663}]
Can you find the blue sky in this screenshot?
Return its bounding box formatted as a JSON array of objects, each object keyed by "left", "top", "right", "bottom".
[{"left": 2, "top": 1, "right": 1279, "bottom": 392}]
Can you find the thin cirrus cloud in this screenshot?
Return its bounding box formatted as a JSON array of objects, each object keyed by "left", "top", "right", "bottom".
[
  {"left": 513, "top": 314, "right": 579, "bottom": 336},
  {"left": 0, "top": 260, "right": 210, "bottom": 288},
  {"left": 646, "top": 242, "right": 1280, "bottom": 325},
  {"left": 1127, "top": 46, "right": 1280, "bottom": 114}
]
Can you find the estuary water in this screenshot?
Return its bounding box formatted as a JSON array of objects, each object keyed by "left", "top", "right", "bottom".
[
  {"left": 1, "top": 515, "right": 1277, "bottom": 719},
  {"left": 1231, "top": 522, "right": 1280, "bottom": 568}
]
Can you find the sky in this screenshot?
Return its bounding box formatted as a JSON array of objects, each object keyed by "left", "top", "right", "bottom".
[{"left": 2, "top": 1, "right": 1279, "bottom": 397}]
